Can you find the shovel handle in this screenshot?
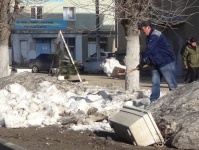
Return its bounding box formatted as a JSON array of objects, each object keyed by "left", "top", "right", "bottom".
[{"left": 117, "top": 64, "right": 148, "bottom": 76}]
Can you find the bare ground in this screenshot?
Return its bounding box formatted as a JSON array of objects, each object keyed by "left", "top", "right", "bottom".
[
  {"left": 0, "top": 72, "right": 180, "bottom": 150},
  {"left": 0, "top": 126, "right": 176, "bottom": 150}
]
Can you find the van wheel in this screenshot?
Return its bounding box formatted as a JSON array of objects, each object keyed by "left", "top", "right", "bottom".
[{"left": 32, "top": 66, "right": 39, "bottom": 73}]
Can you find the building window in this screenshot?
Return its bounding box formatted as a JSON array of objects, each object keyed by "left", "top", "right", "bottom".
[
  {"left": 64, "top": 38, "right": 75, "bottom": 58},
  {"left": 31, "top": 6, "right": 43, "bottom": 19},
  {"left": 99, "top": 38, "right": 108, "bottom": 51},
  {"left": 63, "top": 7, "right": 75, "bottom": 21},
  {"left": 88, "top": 38, "right": 108, "bottom": 51}
]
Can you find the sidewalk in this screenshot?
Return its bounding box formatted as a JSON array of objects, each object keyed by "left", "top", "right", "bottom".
[
  {"left": 10, "top": 67, "right": 185, "bottom": 92},
  {"left": 69, "top": 73, "right": 185, "bottom": 92}
]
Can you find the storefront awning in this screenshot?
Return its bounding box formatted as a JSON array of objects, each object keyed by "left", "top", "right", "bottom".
[{"left": 32, "top": 34, "right": 59, "bottom": 38}]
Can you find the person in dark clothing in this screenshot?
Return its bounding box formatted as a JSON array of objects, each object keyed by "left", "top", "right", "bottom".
[
  {"left": 140, "top": 21, "right": 178, "bottom": 103},
  {"left": 183, "top": 37, "right": 199, "bottom": 83},
  {"left": 181, "top": 38, "right": 191, "bottom": 83}
]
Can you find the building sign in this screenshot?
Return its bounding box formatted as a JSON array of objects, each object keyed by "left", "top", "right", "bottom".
[{"left": 14, "top": 20, "right": 66, "bottom": 29}]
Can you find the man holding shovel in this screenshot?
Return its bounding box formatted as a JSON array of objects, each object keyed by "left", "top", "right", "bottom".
[{"left": 138, "top": 21, "right": 178, "bottom": 103}]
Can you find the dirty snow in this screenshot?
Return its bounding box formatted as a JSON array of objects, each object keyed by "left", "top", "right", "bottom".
[
  {"left": 2, "top": 69, "right": 199, "bottom": 149},
  {"left": 148, "top": 81, "right": 199, "bottom": 149},
  {"left": 0, "top": 72, "right": 166, "bottom": 131}
]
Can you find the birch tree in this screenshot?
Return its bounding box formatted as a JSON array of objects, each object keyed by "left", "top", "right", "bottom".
[
  {"left": 0, "top": 0, "right": 21, "bottom": 78},
  {"left": 116, "top": 0, "right": 154, "bottom": 92}
]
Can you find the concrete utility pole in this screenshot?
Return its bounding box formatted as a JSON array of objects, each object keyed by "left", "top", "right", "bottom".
[{"left": 95, "top": 0, "right": 100, "bottom": 61}]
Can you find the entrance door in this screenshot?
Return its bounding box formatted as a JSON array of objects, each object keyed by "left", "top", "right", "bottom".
[
  {"left": 35, "top": 39, "right": 51, "bottom": 56},
  {"left": 20, "top": 40, "right": 28, "bottom": 64},
  {"left": 88, "top": 42, "right": 96, "bottom": 56}
]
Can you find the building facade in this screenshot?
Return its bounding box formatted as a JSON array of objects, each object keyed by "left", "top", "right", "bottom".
[{"left": 11, "top": 0, "right": 117, "bottom": 65}]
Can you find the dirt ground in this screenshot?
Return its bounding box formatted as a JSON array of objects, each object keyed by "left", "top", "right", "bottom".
[
  {"left": 0, "top": 73, "right": 180, "bottom": 150},
  {"left": 0, "top": 126, "right": 175, "bottom": 150},
  {"left": 69, "top": 73, "right": 173, "bottom": 91}
]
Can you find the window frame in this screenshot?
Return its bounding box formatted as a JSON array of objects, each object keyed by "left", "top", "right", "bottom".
[
  {"left": 31, "top": 6, "right": 43, "bottom": 20},
  {"left": 63, "top": 7, "right": 76, "bottom": 21},
  {"left": 64, "top": 38, "right": 76, "bottom": 58}
]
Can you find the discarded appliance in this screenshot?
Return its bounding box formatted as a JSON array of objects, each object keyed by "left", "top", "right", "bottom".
[{"left": 109, "top": 106, "right": 164, "bottom": 146}]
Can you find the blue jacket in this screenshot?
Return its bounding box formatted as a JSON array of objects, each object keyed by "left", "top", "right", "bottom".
[{"left": 142, "top": 29, "right": 175, "bottom": 68}]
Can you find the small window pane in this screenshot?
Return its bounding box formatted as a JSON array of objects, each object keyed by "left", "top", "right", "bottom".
[
  {"left": 31, "top": 7, "right": 36, "bottom": 19},
  {"left": 37, "top": 7, "right": 43, "bottom": 19},
  {"left": 31, "top": 6, "right": 43, "bottom": 20},
  {"left": 67, "top": 38, "right": 75, "bottom": 46},
  {"left": 63, "top": 7, "right": 75, "bottom": 20}
]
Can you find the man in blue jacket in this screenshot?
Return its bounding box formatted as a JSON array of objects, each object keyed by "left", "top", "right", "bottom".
[{"left": 140, "top": 21, "right": 178, "bottom": 103}]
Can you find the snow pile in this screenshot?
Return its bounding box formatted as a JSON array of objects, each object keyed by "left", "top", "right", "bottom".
[
  {"left": 101, "top": 58, "right": 126, "bottom": 77},
  {"left": 148, "top": 81, "right": 199, "bottom": 149},
  {"left": 0, "top": 78, "right": 162, "bottom": 130},
  {"left": 4, "top": 72, "right": 199, "bottom": 149}
]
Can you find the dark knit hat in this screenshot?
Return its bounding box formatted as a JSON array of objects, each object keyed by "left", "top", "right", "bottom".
[{"left": 190, "top": 37, "right": 196, "bottom": 43}]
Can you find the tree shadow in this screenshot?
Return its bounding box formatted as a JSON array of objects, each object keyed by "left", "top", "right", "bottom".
[
  {"left": 93, "top": 130, "right": 131, "bottom": 144},
  {"left": 93, "top": 130, "right": 177, "bottom": 149},
  {"left": 0, "top": 144, "right": 15, "bottom": 150}
]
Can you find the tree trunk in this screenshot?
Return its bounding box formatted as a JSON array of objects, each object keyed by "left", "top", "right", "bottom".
[
  {"left": 0, "top": 0, "right": 11, "bottom": 78},
  {"left": 0, "top": 35, "right": 10, "bottom": 78},
  {"left": 125, "top": 27, "right": 140, "bottom": 93}
]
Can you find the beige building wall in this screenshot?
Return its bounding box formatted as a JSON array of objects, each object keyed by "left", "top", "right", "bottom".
[
  {"left": 19, "top": 0, "right": 115, "bottom": 31},
  {"left": 12, "top": 0, "right": 117, "bottom": 64}
]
